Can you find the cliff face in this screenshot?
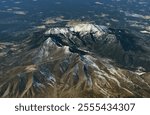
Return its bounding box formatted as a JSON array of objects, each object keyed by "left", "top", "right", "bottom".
[{"left": 0, "top": 23, "right": 150, "bottom": 98}]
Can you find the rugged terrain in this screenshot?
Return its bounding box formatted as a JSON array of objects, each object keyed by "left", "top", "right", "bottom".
[{"left": 0, "top": 23, "right": 150, "bottom": 98}]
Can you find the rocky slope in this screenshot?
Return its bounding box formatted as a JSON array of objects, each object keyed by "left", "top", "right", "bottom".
[{"left": 0, "top": 23, "right": 150, "bottom": 98}]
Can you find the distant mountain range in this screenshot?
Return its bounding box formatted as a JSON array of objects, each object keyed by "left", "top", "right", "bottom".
[{"left": 0, "top": 23, "right": 150, "bottom": 97}]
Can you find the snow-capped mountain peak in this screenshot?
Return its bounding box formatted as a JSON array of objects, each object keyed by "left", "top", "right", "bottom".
[{"left": 45, "top": 23, "right": 107, "bottom": 37}]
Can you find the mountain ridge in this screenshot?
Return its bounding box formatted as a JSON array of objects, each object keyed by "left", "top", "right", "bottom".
[{"left": 0, "top": 23, "right": 150, "bottom": 98}]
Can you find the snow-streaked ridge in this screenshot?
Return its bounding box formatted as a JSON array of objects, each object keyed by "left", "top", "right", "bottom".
[{"left": 45, "top": 23, "right": 107, "bottom": 37}]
